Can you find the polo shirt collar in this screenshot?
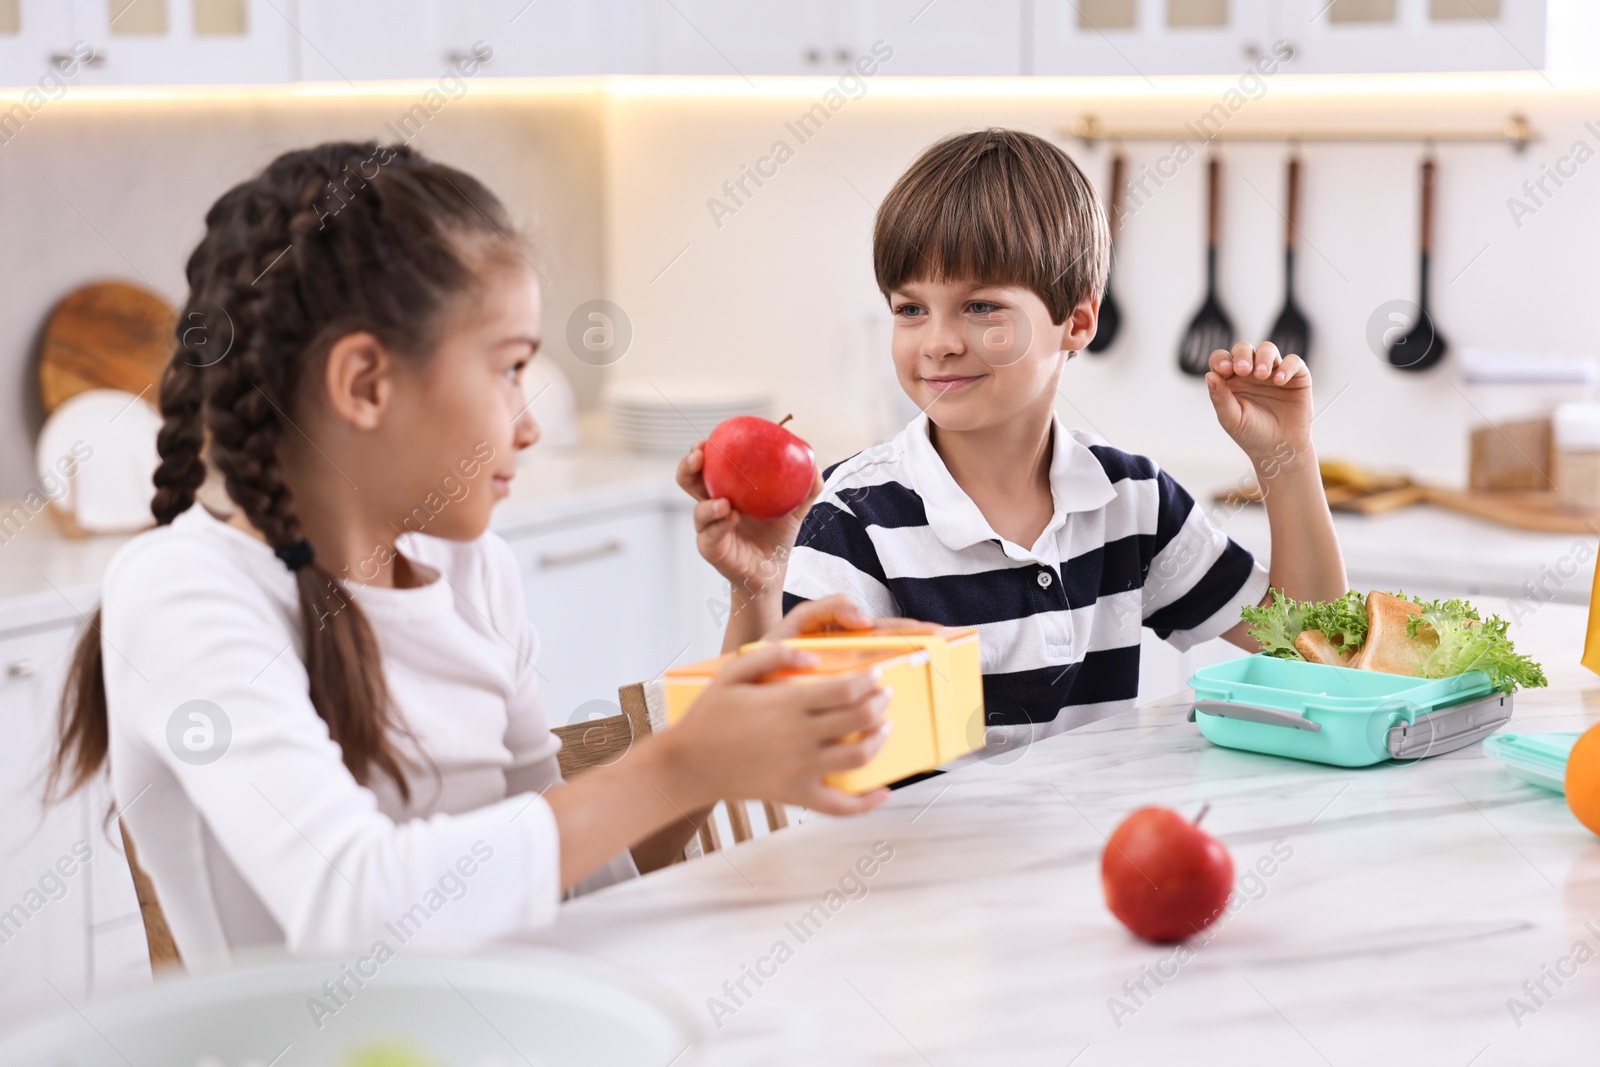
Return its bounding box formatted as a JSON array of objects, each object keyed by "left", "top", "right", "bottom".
[{"left": 902, "top": 410, "right": 1119, "bottom": 557}]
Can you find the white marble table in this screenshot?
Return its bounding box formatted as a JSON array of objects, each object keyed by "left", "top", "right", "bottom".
[{"left": 526, "top": 600, "right": 1600, "bottom": 1066}]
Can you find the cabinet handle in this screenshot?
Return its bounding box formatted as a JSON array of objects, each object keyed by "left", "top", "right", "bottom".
[
  {"left": 538, "top": 539, "right": 624, "bottom": 569},
  {"left": 803, "top": 47, "right": 822, "bottom": 64},
  {"left": 833, "top": 47, "right": 851, "bottom": 64},
  {"left": 7, "top": 659, "right": 36, "bottom": 679},
  {"left": 51, "top": 50, "right": 105, "bottom": 69}
]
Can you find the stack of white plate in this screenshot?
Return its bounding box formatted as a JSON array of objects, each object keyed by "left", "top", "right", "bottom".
[{"left": 604, "top": 378, "right": 772, "bottom": 454}]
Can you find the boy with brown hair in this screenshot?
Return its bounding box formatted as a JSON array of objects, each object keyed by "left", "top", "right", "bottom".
[{"left": 679, "top": 128, "right": 1346, "bottom": 745}]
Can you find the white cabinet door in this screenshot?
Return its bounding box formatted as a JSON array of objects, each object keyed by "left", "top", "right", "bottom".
[
  {"left": 0, "top": 1, "right": 89, "bottom": 89},
  {"left": 842, "top": 0, "right": 1023, "bottom": 75},
  {"left": 0, "top": 622, "right": 92, "bottom": 1020},
  {"left": 654, "top": 0, "right": 1023, "bottom": 76},
  {"left": 63, "top": 0, "right": 294, "bottom": 84},
  {"left": 656, "top": 0, "right": 839, "bottom": 75},
  {"left": 1032, "top": 0, "right": 1278, "bottom": 76},
  {"left": 665, "top": 496, "right": 732, "bottom": 669},
  {"left": 440, "top": 0, "right": 620, "bottom": 76},
  {"left": 1278, "top": 0, "right": 1547, "bottom": 74},
  {"left": 1033, "top": 0, "right": 1548, "bottom": 75},
  {"left": 503, "top": 507, "right": 677, "bottom": 729},
  {"left": 292, "top": 0, "right": 445, "bottom": 83}
]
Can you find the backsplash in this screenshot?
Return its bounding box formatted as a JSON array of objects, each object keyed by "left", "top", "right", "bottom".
[
  {"left": 0, "top": 91, "right": 605, "bottom": 499},
  {"left": 5, "top": 74, "right": 1600, "bottom": 499}
]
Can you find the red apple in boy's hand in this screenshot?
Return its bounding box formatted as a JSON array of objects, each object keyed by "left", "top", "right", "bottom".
[
  {"left": 1102, "top": 805, "right": 1234, "bottom": 943},
  {"left": 702, "top": 414, "right": 817, "bottom": 521}
]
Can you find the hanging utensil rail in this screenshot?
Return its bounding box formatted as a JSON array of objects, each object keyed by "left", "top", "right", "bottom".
[{"left": 1063, "top": 113, "right": 1538, "bottom": 151}]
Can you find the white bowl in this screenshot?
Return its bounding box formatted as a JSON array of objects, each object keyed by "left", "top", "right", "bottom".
[{"left": 0, "top": 950, "right": 699, "bottom": 1067}]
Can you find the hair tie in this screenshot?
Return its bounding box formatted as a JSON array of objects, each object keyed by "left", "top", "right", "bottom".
[{"left": 275, "top": 538, "right": 314, "bottom": 572}]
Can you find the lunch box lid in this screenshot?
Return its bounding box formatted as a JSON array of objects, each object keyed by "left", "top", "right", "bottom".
[{"left": 1482, "top": 731, "right": 1582, "bottom": 793}]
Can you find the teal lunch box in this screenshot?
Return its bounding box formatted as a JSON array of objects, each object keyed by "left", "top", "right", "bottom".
[
  {"left": 1186, "top": 655, "right": 1512, "bottom": 768},
  {"left": 1482, "top": 731, "right": 1582, "bottom": 794}
]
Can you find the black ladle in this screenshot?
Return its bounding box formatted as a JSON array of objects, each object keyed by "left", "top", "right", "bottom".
[
  {"left": 1087, "top": 152, "right": 1124, "bottom": 354},
  {"left": 1387, "top": 158, "right": 1448, "bottom": 372},
  {"left": 1178, "top": 157, "right": 1234, "bottom": 377},
  {"left": 1266, "top": 156, "right": 1311, "bottom": 363}
]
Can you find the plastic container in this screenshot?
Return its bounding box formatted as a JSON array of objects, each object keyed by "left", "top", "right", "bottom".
[
  {"left": 1482, "top": 731, "right": 1582, "bottom": 793},
  {"left": 1553, "top": 402, "right": 1600, "bottom": 512},
  {"left": 1187, "top": 655, "right": 1510, "bottom": 767}
]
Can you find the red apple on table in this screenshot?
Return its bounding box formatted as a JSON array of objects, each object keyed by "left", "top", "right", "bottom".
[
  {"left": 1102, "top": 805, "right": 1234, "bottom": 943},
  {"left": 702, "top": 414, "right": 817, "bottom": 521}
]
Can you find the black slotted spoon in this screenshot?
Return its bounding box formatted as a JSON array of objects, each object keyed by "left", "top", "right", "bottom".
[
  {"left": 1086, "top": 152, "right": 1124, "bottom": 354},
  {"left": 1266, "top": 155, "right": 1311, "bottom": 363},
  {"left": 1387, "top": 157, "right": 1448, "bottom": 372},
  {"left": 1178, "top": 157, "right": 1235, "bottom": 377}
]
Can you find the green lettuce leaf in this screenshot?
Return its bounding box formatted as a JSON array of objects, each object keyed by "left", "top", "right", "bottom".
[
  {"left": 1298, "top": 590, "right": 1370, "bottom": 652},
  {"left": 1239, "top": 589, "right": 1313, "bottom": 659},
  {"left": 1406, "top": 597, "right": 1548, "bottom": 693}
]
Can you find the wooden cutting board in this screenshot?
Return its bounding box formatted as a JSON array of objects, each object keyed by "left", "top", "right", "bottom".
[
  {"left": 36, "top": 281, "right": 176, "bottom": 418},
  {"left": 1215, "top": 481, "right": 1598, "bottom": 531},
  {"left": 1423, "top": 486, "right": 1600, "bottom": 535},
  {"left": 1215, "top": 482, "right": 1428, "bottom": 516}
]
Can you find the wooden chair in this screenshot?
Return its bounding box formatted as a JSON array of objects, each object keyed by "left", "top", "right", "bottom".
[
  {"left": 553, "top": 680, "right": 790, "bottom": 856},
  {"left": 120, "top": 824, "right": 182, "bottom": 971}
]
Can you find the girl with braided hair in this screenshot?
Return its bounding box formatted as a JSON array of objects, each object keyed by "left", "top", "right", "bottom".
[{"left": 47, "top": 141, "right": 893, "bottom": 964}]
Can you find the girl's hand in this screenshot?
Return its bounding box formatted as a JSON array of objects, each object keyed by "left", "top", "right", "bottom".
[
  {"left": 669, "top": 643, "right": 893, "bottom": 816},
  {"left": 764, "top": 593, "right": 940, "bottom": 642},
  {"left": 677, "top": 440, "right": 823, "bottom": 596},
  {"left": 1205, "top": 342, "right": 1314, "bottom": 475}
]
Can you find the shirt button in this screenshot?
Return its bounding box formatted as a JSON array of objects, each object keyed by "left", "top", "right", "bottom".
[{"left": 1036, "top": 569, "right": 1054, "bottom": 589}]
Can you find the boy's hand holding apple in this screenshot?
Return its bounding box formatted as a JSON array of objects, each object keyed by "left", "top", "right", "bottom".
[
  {"left": 677, "top": 414, "right": 824, "bottom": 646},
  {"left": 676, "top": 416, "right": 821, "bottom": 592}
]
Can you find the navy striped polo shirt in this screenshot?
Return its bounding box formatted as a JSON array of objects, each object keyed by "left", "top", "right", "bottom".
[{"left": 782, "top": 412, "right": 1268, "bottom": 737}]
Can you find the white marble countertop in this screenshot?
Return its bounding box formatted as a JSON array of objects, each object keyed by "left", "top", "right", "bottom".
[{"left": 525, "top": 598, "right": 1600, "bottom": 1066}]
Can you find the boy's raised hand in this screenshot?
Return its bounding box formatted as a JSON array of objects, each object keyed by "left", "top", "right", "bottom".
[
  {"left": 1205, "top": 341, "right": 1314, "bottom": 471},
  {"left": 677, "top": 439, "right": 824, "bottom": 595}
]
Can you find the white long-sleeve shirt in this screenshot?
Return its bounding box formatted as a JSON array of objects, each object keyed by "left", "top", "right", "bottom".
[{"left": 101, "top": 502, "right": 634, "bottom": 969}]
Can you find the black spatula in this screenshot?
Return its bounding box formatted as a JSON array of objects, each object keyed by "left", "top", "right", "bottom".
[
  {"left": 1266, "top": 156, "right": 1311, "bottom": 363},
  {"left": 1387, "top": 158, "right": 1447, "bottom": 372},
  {"left": 1087, "top": 152, "right": 1124, "bottom": 354},
  {"left": 1178, "top": 157, "right": 1234, "bottom": 377}
]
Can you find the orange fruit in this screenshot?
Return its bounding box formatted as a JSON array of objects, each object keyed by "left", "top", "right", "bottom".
[{"left": 1564, "top": 723, "right": 1600, "bottom": 836}]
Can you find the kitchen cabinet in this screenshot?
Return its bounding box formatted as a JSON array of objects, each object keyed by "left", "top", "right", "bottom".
[
  {"left": 63, "top": 0, "right": 295, "bottom": 85},
  {"left": 1031, "top": 0, "right": 1550, "bottom": 76},
  {"left": 0, "top": 0, "right": 1572, "bottom": 88},
  {"left": 655, "top": 0, "right": 839, "bottom": 75},
  {"left": 655, "top": 0, "right": 1022, "bottom": 76},
  {"left": 0, "top": 1, "right": 91, "bottom": 87},
  {"left": 1032, "top": 0, "right": 1281, "bottom": 76},
  {"left": 1281, "top": 0, "right": 1549, "bottom": 74},
  {"left": 0, "top": 619, "right": 144, "bottom": 1022},
  {"left": 842, "top": 0, "right": 1023, "bottom": 75},
  {"left": 441, "top": 0, "right": 626, "bottom": 76},
  {"left": 501, "top": 504, "right": 682, "bottom": 728},
  {"left": 291, "top": 0, "right": 443, "bottom": 84}
]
